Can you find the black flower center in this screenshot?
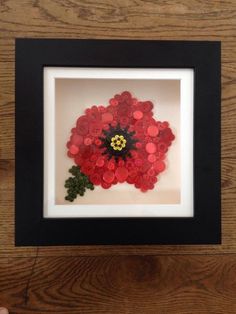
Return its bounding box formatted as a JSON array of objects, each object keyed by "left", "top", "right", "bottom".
[{"left": 100, "top": 124, "right": 137, "bottom": 161}]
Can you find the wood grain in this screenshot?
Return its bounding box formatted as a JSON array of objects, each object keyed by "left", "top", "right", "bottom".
[
  {"left": 1, "top": 0, "right": 236, "bottom": 312},
  {"left": 0, "top": 255, "right": 236, "bottom": 313}
]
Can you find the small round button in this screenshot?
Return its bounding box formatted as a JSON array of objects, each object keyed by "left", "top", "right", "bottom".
[
  {"left": 115, "top": 167, "right": 128, "bottom": 183},
  {"left": 145, "top": 142, "right": 157, "bottom": 154},
  {"left": 103, "top": 170, "right": 115, "bottom": 184},
  {"left": 102, "top": 112, "right": 113, "bottom": 123},
  {"left": 133, "top": 111, "right": 143, "bottom": 120},
  {"left": 148, "top": 154, "right": 156, "bottom": 163},
  {"left": 154, "top": 160, "right": 166, "bottom": 172},
  {"left": 96, "top": 157, "right": 105, "bottom": 167},
  {"left": 84, "top": 137, "right": 92, "bottom": 146},
  {"left": 90, "top": 173, "right": 101, "bottom": 185},
  {"left": 109, "top": 98, "right": 118, "bottom": 106},
  {"left": 71, "top": 134, "right": 83, "bottom": 145},
  {"left": 69, "top": 144, "right": 79, "bottom": 155},
  {"left": 89, "top": 122, "right": 102, "bottom": 137},
  {"left": 147, "top": 125, "right": 159, "bottom": 137}
]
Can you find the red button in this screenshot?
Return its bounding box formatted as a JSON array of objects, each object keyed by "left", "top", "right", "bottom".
[
  {"left": 96, "top": 157, "right": 105, "bottom": 167},
  {"left": 120, "top": 116, "right": 129, "bottom": 126},
  {"left": 111, "top": 120, "right": 118, "bottom": 127},
  {"left": 71, "top": 134, "right": 83, "bottom": 145},
  {"left": 84, "top": 137, "right": 92, "bottom": 146},
  {"left": 118, "top": 159, "right": 125, "bottom": 167},
  {"left": 132, "top": 98, "right": 138, "bottom": 106},
  {"left": 133, "top": 111, "right": 143, "bottom": 120},
  {"left": 90, "top": 173, "right": 101, "bottom": 185},
  {"left": 135, "top": 142, "right": 142, "bottom": 149},
  {"left": 121, "top": 91, "right": 132, "bottom": 99},
  {"left": 101, "top": 181, "right": 112, "bottom": 189},
  {"left": 107, "top": 160, "right": 115, "bottom": 170},
  {"left": 115, "top": 167, "right": 129, "bottom": 183},
  {"left": 147, "top": 125, "right": 159, "bottom": 137},
  {"left": 154, "top": 160, "right": 166, "bottom": 172},
  {"left": 145, "top": 142, "right": 157, "bottom": 154},
  {"left": 158, "top": 142, "right": 167, "bottom": 153},
  {"left": 134, "top": 159, "right": 143, "bottom": 167},
  {"left": 89, "top": 122, "right": 102, "bottom": 137},
  {"left": 109, "top": 98, "right": 118, "bottom": 106},
  {"left": 142, "top": 101, "right": 153, "bottom": 112},
  {"left": 147, "top": 168, "right": 156, "bottom": 177},
  {"left": 103, "top": 124, "right": 109, "bottom": 130},
  {"left": 148, "top": 154, "right": 156, "bottom": 163},
  {"left": 81, "top": 161, "right": 94, "bottom": 175},
  {"left": 102, "top": 112, "right": 113, "bottom": 123},
  {"left": 76, "top": 120, "right": 89, "bottom": 136},
  {"left": 90, "top": 154, "right": 98, "bottom": 162},
  {"left": 95, "top": 138, "right": 102, "bottom": 146},
  {"left": 98, "top": 105, "right": 106, "bottom": 112},
  {"left": 69, "top": 144, "right": 79, "bottom": 155},
  {"left": 103, "top": 170, "right": 115, "bottom": 184}
]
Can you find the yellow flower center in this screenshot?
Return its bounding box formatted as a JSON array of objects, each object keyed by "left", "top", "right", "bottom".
[{"left": 110, "top": 134, "right": 127, "bottom": 151}]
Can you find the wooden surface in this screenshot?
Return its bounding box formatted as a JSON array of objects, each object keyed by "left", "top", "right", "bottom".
[{"left": 0, "top": 0, "right": 236, "bottom": 313}]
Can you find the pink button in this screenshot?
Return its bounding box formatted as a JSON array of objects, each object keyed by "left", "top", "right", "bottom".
[
  {"left": 69, "top": 144, "right": 79, "bottom": 155},
  {"left": 133, "top": 111, "right": 143, "bottom": 120},
  {"left": 147, "top": 125, "right": 159, "bottom": 137},
  {"left": 145, "top": 142, "right": 157, "bottom": 154}
]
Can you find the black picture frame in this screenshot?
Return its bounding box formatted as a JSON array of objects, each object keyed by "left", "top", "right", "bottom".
[{"left": 15, "top": 39, "right": 221, "bottom": 246}]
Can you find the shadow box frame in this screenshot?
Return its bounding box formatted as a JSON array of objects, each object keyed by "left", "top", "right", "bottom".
[{"left": 15, "top": 39, "right": 221, "bottom": 246}]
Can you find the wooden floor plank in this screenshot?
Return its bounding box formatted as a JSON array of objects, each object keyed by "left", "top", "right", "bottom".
[{"left": 0, "top": 255, "right": 236, "bottom": 313}]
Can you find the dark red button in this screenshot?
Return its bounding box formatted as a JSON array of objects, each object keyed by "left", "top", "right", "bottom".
[
  {"left": 158, "top": 142, "right": 167, "bottom": 153},
  {"left": 90, "top": 173, "right": 101, "bottom": 185},
  {"left": 89, "top": 122, "right": 102, "bottom": 137},
  {"left": 121, "top": 91, "right": 132, "bottom": 99},
  {"left": 142, "top": 101, "right": 153, "bottom": 112}
]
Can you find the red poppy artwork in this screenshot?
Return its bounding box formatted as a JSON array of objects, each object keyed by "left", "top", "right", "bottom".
[{"left": 65, "top": 91, "right": 175, "bottom": 201}]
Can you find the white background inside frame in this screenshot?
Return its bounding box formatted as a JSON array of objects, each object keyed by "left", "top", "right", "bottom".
[{"left": 44, "top": 67, "right": 194, "bottom": 218}]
